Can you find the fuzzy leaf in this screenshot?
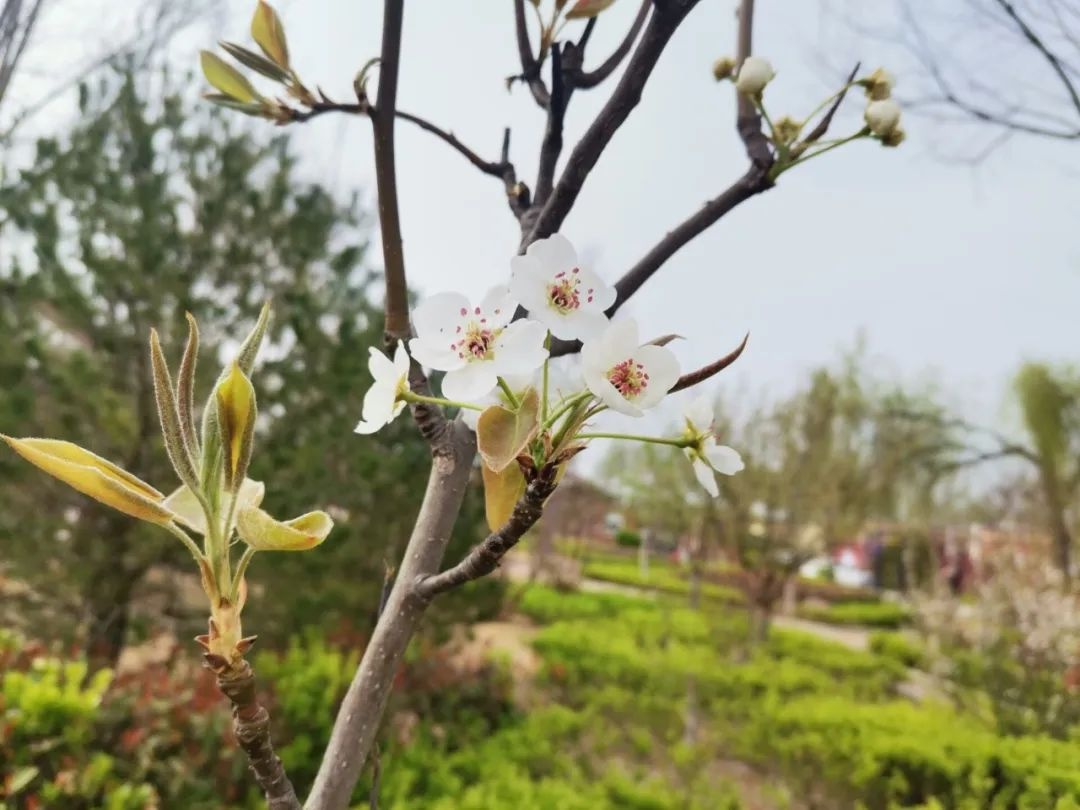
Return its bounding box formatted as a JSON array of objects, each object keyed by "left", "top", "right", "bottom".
[
  {"left": 149, "top": 328, "right": 199, "bottom": 489},
  {"left": 476, "top": 387, "right": 541, "bottom": 473},
  {"left": 203, "top": 93, "right": 267, "bottom": 117},
  {"left": 164, "top": 478, "right": 265, "bottom": 535},
  {"left": 221, "top": 41, "right": 291, "bottom": 82},
  {"left": 215, "top": 363, "right": 256, "bottom": 491},
  {"left": 177, "top": 313, "right": 200, "bottom": 457},
  {"left": 251, "top": 1, "right": 290, "bottom": 69},
  {"left": 236, "top": 506, "right": 333, "bottom": 551},
  {"left": 1, "top": 437, "right": 173, "bottom": 525},
  {"left": 565, "top": 0, "right": 617, "bottom": 19},
  {"left": 481, "top": 461, "right": 526, "bottom": 532},
  {"left": 200, "top": 51, "right": 260, "bottom": 102},
  {"left": 235, "top": 301, "right": 272, "bottom": 376}
]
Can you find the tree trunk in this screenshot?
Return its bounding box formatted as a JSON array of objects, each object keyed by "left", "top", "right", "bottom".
[{"left": 1042, "top": 469, "right": 1073, "bottom": 587}]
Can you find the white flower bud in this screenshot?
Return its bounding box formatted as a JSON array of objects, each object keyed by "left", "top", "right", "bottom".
[
  {"left": 734, "top": 57, "right": 775, "bottom": 96},
  {"left": 712, "top": 56, "right": 736, "bottom": 82},
  {"left": 864, "top": 67, "right": 894, "bottom": 101},
  {"left": 864, "top": 98, "right": 901, "bottom": 137}
]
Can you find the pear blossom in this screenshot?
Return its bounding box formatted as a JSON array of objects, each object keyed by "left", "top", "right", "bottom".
[
  {"left": 581, "top": 319, "right": 679, "bottom": 417},
  {"left": 681, "top": 394, "right": 744, "bottom": 497},
  {"left": 510, "top": 233, "right": 615, "bottom": 341},
  {"left": 734, "top": 56, "right": 775, "bottom": 96},
  {"left": 864, "top": 98, "right": 901, "bottom": 137},
  {"left": 354, "top": 341, "right": 411, "bottom": 434},
  {"left": 462, "top": 358, "right": 584, "bottom": 431},
  {"left": 409, "top": 286, "right": 548, "bottom": 402}
]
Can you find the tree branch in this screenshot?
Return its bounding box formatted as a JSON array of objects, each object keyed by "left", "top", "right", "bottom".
[
  {"left": 668, "top": 332, "right": 749, "bottom": 394},
  {"left": 994, "top": 0, "right": 1080, "bottom": 120},
  {"left": 575, "top": 0, "right": 651, "bottom": 88},
  {"left": 513, "top": 0, "right": 550, "bottom": 107},
  {"left": 526, "top": 0, "right": 702, "bottom": 244},
  {"left": 534, "top": 43, "right": 568, "bottom": 207},
  {"left": 735, "top": 0, "right": 773, "bottom": 168},
  {"left": 216, "top": 661, "right": 301, "bottom": 810},
  {"left": 416, "top": 464, "right": 559, "bottom": 598}
]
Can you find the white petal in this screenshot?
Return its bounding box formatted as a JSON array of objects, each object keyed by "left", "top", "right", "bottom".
[
  {"left": 461, "top": 407, "right": 481, "bottom": 431},
  {"left": 442, "top": 363, "right": 499, "bottom": 402},
  {"left": 549, "top": 309, "right": 608, "bottom": 342},
  {"left": 526, "top": 233, "right": 577, "bottom": 274},
  {"left": 408, "top": 336, "right": 464, "bottom": 372},
  {"left": 705, "top": 442, "right": 744, "bottom": 475},
  {"left": 367, "top": 346, "right": 396, "bottom": 382},
  {"left": 392, "top": 341, "right": 411, "bottom": 377},
  {"left": 631, "top": 345, "right": 680, "bottom": 410},
  {"left": 354, "top": 379, "right": 397, "bottom": 434},
  {"left": 493, "top": 319, "right": 548, "bottom": 375},
  {"left": 479, "top": 285, "right": 517, "bottom": 328},
  {"left": 413, "top": 292, "right": 470, "bottom": 339},
  {"left": 509, "top": 265, "right": 550, "bottom": 315},
  {"left": 684, "top": 395, "right": 714, "bottom": 430},
  {"left": 583, "top": 367, "right": 642, "bottom": 417},
  {"left": 600, "top": 318, "right": 640, "bottom": 364},
  {"left": 574, "top": 264, "right": 616, "bottom": 312},
  {"left": 691, "top": 456, "right": 720, "bottom": 497}
]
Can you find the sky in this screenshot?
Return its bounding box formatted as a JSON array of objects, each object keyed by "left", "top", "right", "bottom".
[{"left": 5, "top": 0, "right": 1079, "bottom": 442}]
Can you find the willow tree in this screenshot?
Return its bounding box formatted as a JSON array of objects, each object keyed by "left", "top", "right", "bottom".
[{"left": 2, "top": 0, "right": 903, "bottom": 806}]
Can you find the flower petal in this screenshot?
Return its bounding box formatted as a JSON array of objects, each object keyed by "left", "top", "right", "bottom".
[
  {"left": 684, "top": 395, "right": 714, "bottom": 430},
  {"left": 550, "top": 309, "right": 608, "bottom": 342},
  {"left": 493, "top": 319, "right": 548, "bottom": 375},
  {"left": 526, "top": 233, "right": 578, "bottom": 274},
  {"left": 413, "top": 291, "right": 469, "bottom": 339},
  {"left": 367, "top": 346, "right": 396, "bottom": 381},
  {"left": 442, "top": 363, "right": 499, "bottom": 402},
  {"left": 691, "top": 455, "right": 720, "bottom": 497},
  {"left": 408, "top": 336, "right": 464, "bottom": 372},
  {"left": 705, "top": 442, "right": 744, "bottom": 475},
  {"left": 354, "top": 379, "right": 397, "bottom": 434},
  {"left": 632, "top": 345, "right": 680, "bottom": 410},
  {"left": 479, "top": 285, "right": 517, "bottom": 328},
  {"left": 392, "top": 340, "right": 411, "bottom": 377}
]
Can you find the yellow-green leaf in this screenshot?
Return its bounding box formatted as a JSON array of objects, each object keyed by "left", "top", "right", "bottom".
[
  {"left": 164, "top": 478, "right": 265, "bottom": 535},
  {"left": 251, "top": 1, "right": 290, "bottom": 69},
  {"left": 1, "top": 437, "right": 173, "bottom": 525},
  {"left": 236, "top": 506, "right": 333, "bottom": 551},
  {"left": 215, "top": 363, "right": 256, "bottom": 491},
  {"left": 565, "top": 0, "right": 617, "bottom": 18},
  {"left": 476, "top": 387, "right": 541, "bottom": 473},
  {"left": 200, "top": 50, "right": 260, "bottom": 103},
  {"left": 481, "top": 461, "right": 526, "bottom": 532}
]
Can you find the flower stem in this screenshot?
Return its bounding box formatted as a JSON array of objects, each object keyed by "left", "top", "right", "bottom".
[
  {"left": 773, "top": 129, "right": 869, "bottom": 179},
  {"left": 577, "top": 432, "right": 691, "bottom": 448},
  {"left": 232, "top": 546, "right": 257, "bottom": 602},
  {"left": 541, "top": 334, "right": 551, "bottom": 424},
  {"left": 166, "top": 522, "right": 205, "bottom": 564},
  {"left": 799, "top": 83, "right": 854, "bottom": 130},
  {"left": 402, "top": 391, "right": 483, "bottom": 412},
  {"left": 497, "top": 377, "right": 521, "bottom": 409},
  {"left": 544, "top": 391, "right": 593, "bottom": 431}
]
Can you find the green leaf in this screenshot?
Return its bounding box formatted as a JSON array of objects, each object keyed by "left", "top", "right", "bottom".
[
  {"left": 476, "top": 387, "right": 541, "bottom": 473},
  {"left": 200, "top": 51, "right": 261, "bottom": 103},
  {"left": 565, "top": 0, "right": 617, "bottom": 19},
  {"left": 203, "top": 93, "right": 267, "bottom": 118},
  {"left": 149, "top": 328, "right": 199, "bottom": 489},
  {"left": 221, "top": 41, "right": 291, "bottom": 82},
  {"left": 251, "top": 1, "right": 290, "bottom": 69},
  {"left": 177, "top": 313, "right": 200, "bottom": 457},
  {"left": 236, "top": 506, "right": 333, "bottom": 551},
  {"left": 215, "top": 363, "right": 257, "bottom": 491},
  {"left": 481, "top": 461, "right": 526, "bottom": 532},
  {"left": 235, "top": 300, "right": 272, "bottom": 376}
]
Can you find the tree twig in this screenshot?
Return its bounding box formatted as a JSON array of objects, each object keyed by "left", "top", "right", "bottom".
[
  {"left": 669, "top": 333, "right": 749, "bottom": 394},
  {"left": 534, "top": 43, "right": 568, "bottom": 206},
  {"left": 513, "top": 0, "right": 550, "bottom": 107},
  {"left": 575, "top": 0, "right": 650, "bottom": 88}
]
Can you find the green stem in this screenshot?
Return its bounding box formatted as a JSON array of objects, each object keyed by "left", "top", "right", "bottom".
[
  {"left": 541, "top": 334, "right": 551, "bottom": 424},
  {"left": 403, "top": 391, "right": 483, "bottom": 412},
  {"left": 577, "top": 432, "right": 691, "bottom": 448},
  {"left": 754, "top": 98, "right": 778, "bottom": 138},
  {"left": 166, "top": 522, "right": 205, "bottom": 564},
  {"left": 799, "top": 83, "right": 854, "bottom": 129},
  {"left": 772, "top": 129, "right": 869, "bottom": 180},
  {"left": 232, "top": 546, "right": 257, "bottom": 602},
  {"left": 497, "top": 377, "right": 520, "bottom": 410},
  {"left": 544, "top": 391, "right": 593, "bottom": 431}
]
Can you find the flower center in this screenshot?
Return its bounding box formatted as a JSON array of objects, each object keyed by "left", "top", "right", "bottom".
[
  {"left": 546, "top": 268, "right": 595, "bottom": 315},
  {"left": 450, "top": 321, "right": 498, "bottom": 363},
  {"left": 607, "top": 357, "right": 649, "bottom": 399}
]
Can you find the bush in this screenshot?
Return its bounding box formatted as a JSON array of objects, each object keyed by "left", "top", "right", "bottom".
[
  {"left": 615, "top": 529, "right": 642, "bottom": 548},
  {"left": 583, "top": 559, "right": 744, "bottom": 605},
  {"left": 518, "top": 587, "right": 658, "bottom": 624},
  {"left": 798, "top": 600, "right": 911, "bottom": 628},
  {"left": 869, "top": 631, "right": 926, "bottom": 668}
]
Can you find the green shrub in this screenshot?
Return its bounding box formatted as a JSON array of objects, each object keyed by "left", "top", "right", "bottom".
[
  {"left": 615, "top": 529, "right": 643, "bottom": 548},
  {"left": 798, "top": 600, "right": 911, "bottom": 628},
  {"left": 584, "top": 559, "right": 743, "bottom": 605},
  {"left": 518, "top": 586, "right": 658, "bottom": 624},
  {"left": 869, "top": 631, "right": 926, "bottom": 669}
]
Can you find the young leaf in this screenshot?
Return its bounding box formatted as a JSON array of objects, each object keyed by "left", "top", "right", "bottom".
[
  {"left": 177, "top": 313, "right": 200, "bottom": 457},
  {"left": 221, "top": 41, "right": 291, "bottom": 82},
  {"left": 164, "top": 478, "right": 265, "bottom": 535},
  {"left": 215, "top": 363, "right": 257, "bottom": 491},
  {"left": 251, "top": 1, "right": 290, "bottom": 69},
  {"left": 149, "top": 329, "right": 199, "bottom": 489},
  {"left": 476, "top": 387, "right": 541, "bottom": 472},
  {"left": 199, "top": 51, "right": 261, "bottom": 103},
  {"left": 481, "top": 461, "right": 526, "bottom": 532},
  {"left": 1, "top": 437, "right": 174, "bottom": 525},
  {"left": 236, "top": 506, "right": 333, "bottom": 551},
  {"left": 235, "top": 300, "right": 272, "bottom": 376},
  {"left": 203, "top": 94, "right": 267, "bottom": 118},
  {"left": 565, "top": 0, "right": 617, "bottom": 19}
]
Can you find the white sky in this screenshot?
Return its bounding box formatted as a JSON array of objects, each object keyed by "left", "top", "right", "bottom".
[{"left": 5, "top": 0, "right": 1079, "bottom": 441}]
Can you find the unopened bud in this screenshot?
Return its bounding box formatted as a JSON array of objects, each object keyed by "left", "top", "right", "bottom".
[
  {"left": 712, "top": 56, "right": 736, "bottom": 82},
  {"left": 881, "top": 127, "right": 906, "bottom": 147},
  {"left": 772, "top": 115, "right": 801, "bottom": 146},
  {"left": 864, "top": 98, "right": 901, "bottom": 137},
  {"left": 863, "top": 67, "right": 894, "bottom": 101},
  {"left": 734, "top": 57, "right": 775, "bottom": 97}
]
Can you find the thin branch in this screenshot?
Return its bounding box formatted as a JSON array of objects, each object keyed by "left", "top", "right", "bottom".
[
  {"left": 513, "top": 0, "right": 550, "bottom": 107},
  {"left": 216, "top": 661, "right": 301, "bottom": 810},
  {"left": 526, "top": 0, "right": 703, "bottom": 244},
  {"left": 416, "top": 464, "right": 559, "bottom": 599},
  {"left": 734, "top": 0, "right": 773, "bottom": 168},
  {"left": 668, "top": 333, "right": 749, "bottom": 394},
  {"left": 994, "top": 0, "right": 1080, "bottom": 119},
  {"left": 534, "top": 42, "right": 567, "bottom": 206},
  {"left": 576, "top": 0, "right": 651, "bottom": 88},
  {"left": 395, "top": 109, "right": 508, "bottom": 176},
  {"left": 801, "top": 62, "right": 861, "bottom": 147}
]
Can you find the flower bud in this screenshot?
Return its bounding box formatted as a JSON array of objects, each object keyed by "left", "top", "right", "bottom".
[
  {"left": 772, "top": 115, "right": 801, "bottom": 146},
  {"left": 734, "top": 57, "right": 775, "bottom": 96},
  {"left": 863, "top": 67, "right": 894, "bottom": 101},
  {"left": 864, "top": 98, "right": 901, "bottom": 137},
  {"left": 712, "top": 56, "right": 736, "bottom": 82},
  {"left": 881, "top": 127, "right": 906, "bottom": 148}
]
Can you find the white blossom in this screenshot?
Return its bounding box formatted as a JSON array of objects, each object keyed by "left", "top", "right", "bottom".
[
  {"left": 681, "top": 394, "right": 744, "bottom": 497},
  {"left": 734, "top": 56, "right": 775, "bottom": 96},
  {"left": 354, "top": 341, "right": 410, "bottom": 434},
  {"left": 510, "top": 234, "right": 615, "bottom": 341},
  {"left": 409, "top": 287, "right": 548, "bottom": 402},
  {"left": 581, "top": 319, "right": 679, "bottom": 417},
  {"left": 865, "top": 98, "right": 901, "bottom": 137}
]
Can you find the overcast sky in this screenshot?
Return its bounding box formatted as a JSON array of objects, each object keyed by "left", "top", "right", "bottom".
[{"left": 6, "top": 0, "right": 1079, "bottom": 441}]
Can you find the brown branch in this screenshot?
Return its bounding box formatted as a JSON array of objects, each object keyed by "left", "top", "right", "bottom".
[
  {"left": 216, "top": 661, "right": 301, "bottom": 810},
  {"left": 575, "top": 0, "right": 651, "bottom": 88},
  {"left": 668, "top": 332, "right": 749, "bottom": 394},
  {"left": 734, "top": 0, "right": 773, "bottom": 168},
  {"left": 416, "top": 464, "right": 559, "bottom": 598},
  {"left": 513, "top": 0, "right": 550, "bottom": 107},
  {"left": 526, "top": 0, "right": 703, "bottom": 244},
  {"left": 534, "top": 42, "right": 568, "bottom": 206},
  {"left": 994, "top": 0, "right": 1080, "bottom": 120}
]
